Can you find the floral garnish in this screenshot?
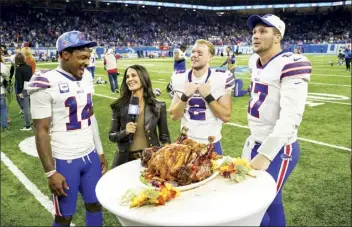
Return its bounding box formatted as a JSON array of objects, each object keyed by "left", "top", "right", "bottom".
[
  {"left": 120, "top": 183, "right": 180, "bottom": 208},
  {"left": 217, "top": 157, "right": 256, "bottom": 182}
]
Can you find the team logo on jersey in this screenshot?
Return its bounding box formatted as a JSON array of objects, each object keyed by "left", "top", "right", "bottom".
[
  {"left": 58, "top": 83, "right": 70, "bottom": 93},
  {"left": 280, "top": 153, "right": 292, "bottom": 160}
]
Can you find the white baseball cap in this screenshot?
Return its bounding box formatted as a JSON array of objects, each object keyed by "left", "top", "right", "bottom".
[{"left": 247, "top": 14, "right": 286, "bottom": 38}]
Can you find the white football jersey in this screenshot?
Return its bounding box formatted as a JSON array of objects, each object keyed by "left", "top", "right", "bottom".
[
  {"left": 248, "top": 53, "right": 259, "bottom": 74},
  {"left": 10, "top": 54, "right": 16, "bottom": 65},
  {"left": 88, "top": 52, "right": 96, "bottom": 67},
  {"left": 171, "top": 68, "right": 235, "bottom": 144},
  {"left": 247, "top": 51, "right": 312, "bottom": 157},
  {"left": 174, "top": 49, "right": 186, "bottom": 58},
  {"left": 29, "top": 67, "right": 95, "bottom": 160}
]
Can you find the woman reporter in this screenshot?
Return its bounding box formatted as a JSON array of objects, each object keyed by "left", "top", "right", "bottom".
[{"left": 109, "top": 65, "right": 171, "bottom": 168}]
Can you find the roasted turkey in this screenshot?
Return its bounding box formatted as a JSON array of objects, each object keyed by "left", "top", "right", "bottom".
[{"left": 141, "top": 127, "right": 220, "bottom": 186}]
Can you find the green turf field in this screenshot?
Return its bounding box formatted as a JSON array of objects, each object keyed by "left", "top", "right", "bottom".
[{"left": 1, "top": 55, "right": 351, "bottom": 226}]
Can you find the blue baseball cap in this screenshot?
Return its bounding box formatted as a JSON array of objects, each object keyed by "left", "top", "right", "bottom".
[
  {"left": 247, "top": 14, "right": 286, "bottom": 38},
  {"left": 56, "top": 31, "right": 97, "bottom": 53}
]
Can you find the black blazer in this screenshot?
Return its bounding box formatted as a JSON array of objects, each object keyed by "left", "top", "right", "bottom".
[
  {"left": 109, "top": 100, "right": 171, "bottom": 153},
  {"left": 15, "top": 63, "right": 32, "bottom": 94}
]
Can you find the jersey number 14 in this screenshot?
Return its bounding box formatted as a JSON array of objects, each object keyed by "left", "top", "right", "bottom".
[{"left": 65, "top": 94, "right": 92, "bottom": 130}]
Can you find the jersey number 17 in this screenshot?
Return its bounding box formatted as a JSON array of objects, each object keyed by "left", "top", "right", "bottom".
[{"left": 248, "top": 82, "right": 268, "bottom": 118}]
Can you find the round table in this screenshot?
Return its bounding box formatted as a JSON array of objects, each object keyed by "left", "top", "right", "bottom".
[{"left": 96, "top": 160, "right": 277, "bottom": 226}]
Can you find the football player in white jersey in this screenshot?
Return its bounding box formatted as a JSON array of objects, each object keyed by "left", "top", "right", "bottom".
[
  {"left": 173, "top": 44, "right": 187, "bottom": 71},
  {"left": 170, "top": 39, "right": 234, "bottom": 154},
  {"left": 28, "top": 31, "right": 107, "bottom": 227},
  {"left": 243, "top": 15, "right": 312, "bottom": 226},
  {"left": 87, "top": 48, "right": 98, "bottom": 79}
]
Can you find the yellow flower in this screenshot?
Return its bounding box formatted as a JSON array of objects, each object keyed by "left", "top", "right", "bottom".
[
  {"left": 160, "top": 188, "right": 169, "bottom": 200},
  {"left": 130, "top": 197, "right": 141, "bottom": 208},
  {"left": 211, "top": 160, "right": 220, "bottom": 170},
  {"left": 234, "top": 158, "right": 251, "bottom": 169},
  {"left": 139, "top": 192, "right": 147, "bottom": 200},
  {"left": 165, "top": 183, "right": 173, "bottom": 190},
  {"left": 219, "top": 166, "right": 230, "bottom": 172}
]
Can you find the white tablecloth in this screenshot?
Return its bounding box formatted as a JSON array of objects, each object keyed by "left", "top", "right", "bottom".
[{"left": 96, "top": 160, "right": 277, "bottom": 226}]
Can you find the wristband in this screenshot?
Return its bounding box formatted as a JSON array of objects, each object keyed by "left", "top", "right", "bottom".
[
  {"left": 204, "top": 94, "right": 215, "bottom": 104},
  {"left": 180, "top": 93, "right": 189, "bottom": 102},
  {"left": 46, "top": 170, "right": 57, "bottom": 178}
]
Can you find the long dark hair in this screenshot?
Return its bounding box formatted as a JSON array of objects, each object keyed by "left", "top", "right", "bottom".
[
  {"left": 111, "top": 65, "right": 158, "bottom": 117},
  {"left": 15, "top": 53, "right": 26, "bottom": 66}
]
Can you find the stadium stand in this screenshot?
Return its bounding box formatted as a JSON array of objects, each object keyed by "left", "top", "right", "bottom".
[{"left": 0, "top": 1, "right": 350, "bottom": 48}]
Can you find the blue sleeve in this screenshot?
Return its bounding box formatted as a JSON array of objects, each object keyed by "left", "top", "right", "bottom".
[{"left": 231, "top": 56, "right": 236, "bottom": 64}]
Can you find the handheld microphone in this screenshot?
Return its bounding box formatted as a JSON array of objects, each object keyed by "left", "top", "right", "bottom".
[{"left": 128, "top": 96, "right": 139, "bottom": 143}]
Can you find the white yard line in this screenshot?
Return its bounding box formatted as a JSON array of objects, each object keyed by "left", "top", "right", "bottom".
[
  {"left": 0, "top": 151, "right": 75, "bottom": 226},
  {"left": 225, "top": 123, "right": 351, "bottom": 152},
  {"left": 311, "top": 74, "right": 351, "bottom": 78},
  {"left": 225, "top": 123, "right": 351, "bottom": 151},
  {"left": 93, "top": 94, "right": 351, "bottom": 152},
  {"left": 96, "top": 72, "right": 352, "bottom": 88},
  {"left": 308, "top": 82, "right": 351, "bottom": 87},
  {"left": 296, "top": 138, "right": 351, "bottom": 151},
  {"left": 235, "top": 76, "right": 351, "bottom": 87},
  {"left": 94, "top": 93, "right": 115, "bottom": 100},
  {"left": 308, "top": 100, "right": 351, "bottom": 105},
  {"left": 35, "top": 67, "right": 350, "bottom": 87}
]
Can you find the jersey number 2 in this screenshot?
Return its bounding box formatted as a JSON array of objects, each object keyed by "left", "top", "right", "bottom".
[
  {"left": 65, "top": 94, "right": 92, "bottom": 131},
  {"left": 188, "top": 98, "right": 206, "bottom": 120},
  {"left": 248, "top": 82, "right": 268, "bottom": 118}
]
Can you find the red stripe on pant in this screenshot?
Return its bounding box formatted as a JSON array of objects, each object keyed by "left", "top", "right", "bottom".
[
  {"left": 53, "top": 194, "right": 62, "bottom": 216},
  {"left": 276, "top": 144, "right": 292, "bottom": 192}
]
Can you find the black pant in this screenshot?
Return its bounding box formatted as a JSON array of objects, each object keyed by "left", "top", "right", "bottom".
[
  {"left": 111, "top": 150, "right": 143, "bottom": 168},
  {"left": 346, "top": 58, "right": 351, "bottom": 71}
]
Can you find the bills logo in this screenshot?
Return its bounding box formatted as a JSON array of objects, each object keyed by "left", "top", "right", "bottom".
[
  {"left": 281, "top": 153, "right": 292, "bottom": 161},
  {"left": 58, "top": 83, "right": 69, "bottom": 93},
  {"left": 77, "top": 33, "right": 86, "bottom": 41},
  {"left": 62, "top": 40, "right": 68, "bottom": 47}
]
